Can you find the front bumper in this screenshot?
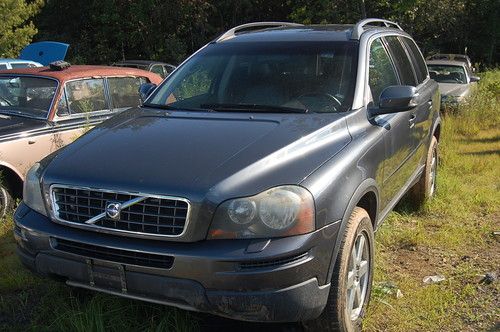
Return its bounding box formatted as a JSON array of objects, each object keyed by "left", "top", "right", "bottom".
[{"left": 14, "top": 203, "right": 340, "bottom": 322}]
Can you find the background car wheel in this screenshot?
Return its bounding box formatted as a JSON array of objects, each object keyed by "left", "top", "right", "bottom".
[
  {"left": 304, "top": 207, "right": 374, "bottom": 332},
  {"left": 0, "top": 185, "right": 14, "bottom": 219},
  {"left": 410, "top": 136, "right": 438, "bottom": 207}
]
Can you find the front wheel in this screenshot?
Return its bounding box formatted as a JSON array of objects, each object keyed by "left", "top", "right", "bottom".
[{"left": 304, "top": 207, "right": 374, "bottom": 332}]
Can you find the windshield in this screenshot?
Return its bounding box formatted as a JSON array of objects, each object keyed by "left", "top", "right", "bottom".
[
  {"left": 147, "top": 41, "right": 358, "bottom": 113},
  {"left": 0, "top": 76, "right": 57, "bottom": 119},
  {"left": 428, "top": 65, "right": 467, "bottom": 84}
]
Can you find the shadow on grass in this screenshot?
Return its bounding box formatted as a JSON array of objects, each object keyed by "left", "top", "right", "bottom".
[
  {"left": 459, "top": 135, "right": 500, "bottom": 143},
  {"left": 460, "top": 149, "right": 500, "bottom": 156}
]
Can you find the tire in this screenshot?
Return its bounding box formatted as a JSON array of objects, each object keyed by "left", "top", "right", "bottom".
[
  {"left": 304, "top": 207, "right": 375, "bottom": 332},
  {"left": 0, "top": 184, "right": 14, "bottom": 219},
  {"left": 410, "top": 136, "right": 438, "bottom": 207}
]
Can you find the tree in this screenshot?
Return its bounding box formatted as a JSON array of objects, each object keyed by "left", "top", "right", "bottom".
[{"left": 0, "top": 0, "right": 44, "bottom": 58}]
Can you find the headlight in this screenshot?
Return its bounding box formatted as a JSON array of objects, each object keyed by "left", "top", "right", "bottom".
[
  {"left": 23, "top": 163, "right": 47, "bottom": 216},
  {"left": 208, "top": 186, "right": 315, "bottom": 239}
]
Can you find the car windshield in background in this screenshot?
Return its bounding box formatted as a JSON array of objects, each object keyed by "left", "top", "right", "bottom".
[
  {"left": 428, "top": 65, "right": 467, "bottom": 84},
  {"left": 147, "top": 41, "right": 358, "bottom": 113},
  {"left": 0, "top": 76, "right": 57, "bottom": 119}
]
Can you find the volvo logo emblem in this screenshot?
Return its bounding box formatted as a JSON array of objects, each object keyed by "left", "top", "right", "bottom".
[{"left": 105, "top": 202, "right": 121, "bottom": 220}]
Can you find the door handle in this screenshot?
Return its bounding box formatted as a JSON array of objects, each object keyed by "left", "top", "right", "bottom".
[
  {"left": 409, "top": 114, "right": 416, "bottom": 128},
  {"left": 28, "top": 140, "right": 36, "bottom": 145}
]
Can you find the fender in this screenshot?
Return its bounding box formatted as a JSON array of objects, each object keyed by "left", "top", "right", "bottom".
[
  {"left": 0, "top": 161, "right": 25, "bottom": 182},
  {"left": 325, "top": 178, "right": 380, "bottom": 283}
]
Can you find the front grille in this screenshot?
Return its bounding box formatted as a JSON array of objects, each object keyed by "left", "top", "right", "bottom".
[
  {"left": 51, "top": 186, "right": 189, "bottom": 237},
  {"left": 239, "top": 252, "right": 309, "bottom": 270},
  {"left": 53, "top": 238, "right": 174, "bottom": 269}
]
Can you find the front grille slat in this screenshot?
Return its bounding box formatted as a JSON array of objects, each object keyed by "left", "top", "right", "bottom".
[
  {"left": 54, "top": 238, "right": 174, "bottom": 269},
  {"left": 51, "top": 186, "right": 189, "bottom": 237}
]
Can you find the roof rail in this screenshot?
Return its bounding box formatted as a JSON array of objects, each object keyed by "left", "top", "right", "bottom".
[
  {"left": 216, "top": 22, "right": 303, "bottom": 42},
  {"left": 351, "top": 18, "right": 402, "bottom": 40}
]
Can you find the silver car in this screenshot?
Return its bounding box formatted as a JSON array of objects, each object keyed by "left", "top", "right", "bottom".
[{"left": 426, "top": 59, "right": 480, "bottom": 108}]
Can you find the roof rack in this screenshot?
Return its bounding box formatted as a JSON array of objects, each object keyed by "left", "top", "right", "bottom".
[
  {"left": 351, "top": 18, "right": 403, "bottom": 40},
  {"left": 216, "top": 22, "right": 303, "bottom": 42}
]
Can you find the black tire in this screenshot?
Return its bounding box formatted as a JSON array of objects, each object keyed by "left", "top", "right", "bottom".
[
  {"left": 410, "top": 136, "right": 438, "bottom": 207},
  {"left": 304, "top": 207, "right": 374, "bottom": 332},
  {"left": 0, "top": 184, "right": 14, "bottom": 219}
]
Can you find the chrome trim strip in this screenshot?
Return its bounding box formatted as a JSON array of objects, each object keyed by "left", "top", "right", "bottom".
[{"left": 49, "top": 184, "right": 192, "bottom": 239}]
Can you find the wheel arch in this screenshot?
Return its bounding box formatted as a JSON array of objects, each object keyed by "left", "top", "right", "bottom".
[
  {"left": 326, "top": 178, "right": 380, "bottom": 282},
  {"left": 0, "top": 163, "right": 24, "bottom": 198}
]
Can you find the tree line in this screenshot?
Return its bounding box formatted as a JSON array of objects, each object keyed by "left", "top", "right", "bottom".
[{"left": 1, "top": 0, "right": 498, "bottom": 68}]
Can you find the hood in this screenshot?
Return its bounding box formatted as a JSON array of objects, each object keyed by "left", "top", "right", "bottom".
[
  {"left": 42, "top": 108, "right": 351, "bottom": 202},
  {"left": 438, "top": 83, "right": 470, "bottom": 98},
  {"left": 19, "top": 41, "right": 69, "bottom": 66},
  {"left": 0, "top": 114, "right": 47, "bottom": 141}
]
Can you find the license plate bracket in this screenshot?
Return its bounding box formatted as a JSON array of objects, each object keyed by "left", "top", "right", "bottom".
[{"left": 86, "top": 258, "right": 127, "bottom": 293}]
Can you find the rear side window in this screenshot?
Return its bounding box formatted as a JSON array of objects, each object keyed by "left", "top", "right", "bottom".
[
  {"left": 108, "top": 76, "right": 146, "bottom": 109},
  {"left": 0, "top": 64, "right": 7, "bottom": 70},
  {"left": 11, "top": 63, "right": 30, "bottom": 69},
  {"left": 384, "top": 36, "right": 417, "bottom": 86},
  {"left": 150, "top": 65, "right": 165, "bottom": 78},
  {"left": 66, "top": 78, "right": 108, "bottom": 115},
  {"left": 400, "top": 37, "right": 428, "bottom": 84},
  {"left": 368, "top": 38, "right": 399, "bottom": 103}
]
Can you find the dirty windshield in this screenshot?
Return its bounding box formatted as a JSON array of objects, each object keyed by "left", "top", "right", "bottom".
[{"left": 0, "top": 76, "right": 57, "bottom": 119}]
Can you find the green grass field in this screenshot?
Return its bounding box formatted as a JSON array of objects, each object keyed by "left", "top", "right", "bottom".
[{"left": 0, "top": 71, "right": 498, "bottom": 332}]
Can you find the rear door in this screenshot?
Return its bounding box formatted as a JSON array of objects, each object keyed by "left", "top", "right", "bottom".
[{"left": 384, "top": 36, "right": 433, "bottom": 183}]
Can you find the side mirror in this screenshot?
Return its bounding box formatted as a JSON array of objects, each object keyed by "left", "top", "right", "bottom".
[
  {"left": 371, "top": 85, "right": 418, "bottom": 116},
  {"left": 139, "top": 83, "right": 157, "bottom": 102},
  {"left": 470, "top": 75, "right": 480, "bottom": 83}
]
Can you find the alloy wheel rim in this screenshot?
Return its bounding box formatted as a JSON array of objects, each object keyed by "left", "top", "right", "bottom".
[
  {"left": 346, "top": 231, "right": 370, "bottom": 321},
  {"left": 429, "top": 146, "right": 437, "bottom": 196}
]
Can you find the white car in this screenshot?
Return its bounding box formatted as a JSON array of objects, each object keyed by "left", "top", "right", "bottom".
[
  {"left": 0, "top": 59, "right": 43, "bottom": 70},
  {"left": 426, "top": 59, "right": 480, "bottom": 108}
]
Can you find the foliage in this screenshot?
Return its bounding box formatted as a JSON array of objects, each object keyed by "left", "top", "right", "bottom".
[
  {"left": 0, "top": 0, "right": 44, "bottom": 58},
  {"left": 31, "top": 0, "right": 499, "bottom": 67}
]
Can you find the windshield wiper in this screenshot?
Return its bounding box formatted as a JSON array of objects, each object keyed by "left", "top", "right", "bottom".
[
  {"left": 200, "top": 103, "right": 308, "bottom": 114},
  {"left": 142, "top": 103, "right": 215, "bottom": 113}
]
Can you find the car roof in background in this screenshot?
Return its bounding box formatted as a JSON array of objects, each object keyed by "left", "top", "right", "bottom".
[
  {"left": 426, "top": 60, "right": 467, "bottom": 67},
  {"left": 114, "top": 60, "right": 173, "bottom": 66},
  {"left": 0, "top": 65, "right": 163, "bottom": 84},
  {"left": 0, "top": 58, "right": 41, "bottom": 64}
]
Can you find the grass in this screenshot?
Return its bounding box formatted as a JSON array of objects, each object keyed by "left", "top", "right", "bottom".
[{"left": 0, "top": 71, "right": 499, "bottom": 331}]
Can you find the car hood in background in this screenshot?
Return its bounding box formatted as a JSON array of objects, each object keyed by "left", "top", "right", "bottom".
[
  {"left": 437, "top": 83, "right": 471, "bottom": 98},
  {"left": 42, "top": 108, "right": 352, "bottom": 202},
  {"left": 19, "top": 42, "right": 69, "bottom": 66}
]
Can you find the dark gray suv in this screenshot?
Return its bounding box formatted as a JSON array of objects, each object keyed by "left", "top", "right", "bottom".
[{"left": 14, "top": 19, "right": 440, "bottom": 331}]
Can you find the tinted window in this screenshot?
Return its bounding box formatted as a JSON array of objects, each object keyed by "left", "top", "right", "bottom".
[
  {"left": 369, "top": 39, "right": 399, "bottom": 103},
  {"left": 401, "top": 37, "right": 427, "bottom": 84},
  {"left": 66, "top": 79, "right": 107, "bottom": 114},
  {"left": 0, "top": 64, "right": 7, "bottom": 70},
  {"left": 385, "top": 36, "right": 417, "bottom": 86},
  {"left": 148, "top": 41, "right": 358, "bottom": 113},
  {"left": 108, "top": 76, "right": 146, "bottom": 109},
  {"left": 0, "top": 76, "right": 57, "bottom": 118}
]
